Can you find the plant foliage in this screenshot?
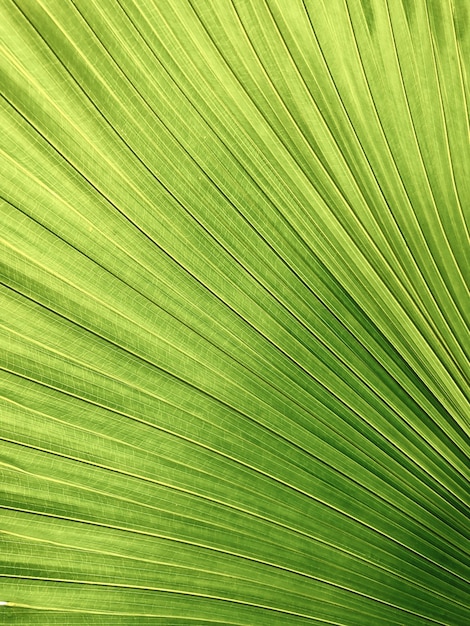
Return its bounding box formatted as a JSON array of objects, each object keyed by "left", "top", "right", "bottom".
[{"left": 0, "top": 0, "right": 469, "bottom": 624}]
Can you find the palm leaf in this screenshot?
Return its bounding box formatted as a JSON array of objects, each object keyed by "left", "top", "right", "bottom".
[{"left": 0, "top": 0, "right": 468, "bottom": 624}]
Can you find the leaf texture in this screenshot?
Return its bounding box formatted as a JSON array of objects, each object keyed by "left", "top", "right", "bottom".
[{"left": 0, "top": 0, "right": 469, "bottom": 624}]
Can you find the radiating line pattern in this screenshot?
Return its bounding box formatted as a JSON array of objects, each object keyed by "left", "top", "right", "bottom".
[{"left": 0, "top": 0, "right": 468, "bottom": 624}]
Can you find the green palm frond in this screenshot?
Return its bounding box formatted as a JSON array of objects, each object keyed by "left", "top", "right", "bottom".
[{"left": 0, "top": 0, "right": 468, "bottom": 624}]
